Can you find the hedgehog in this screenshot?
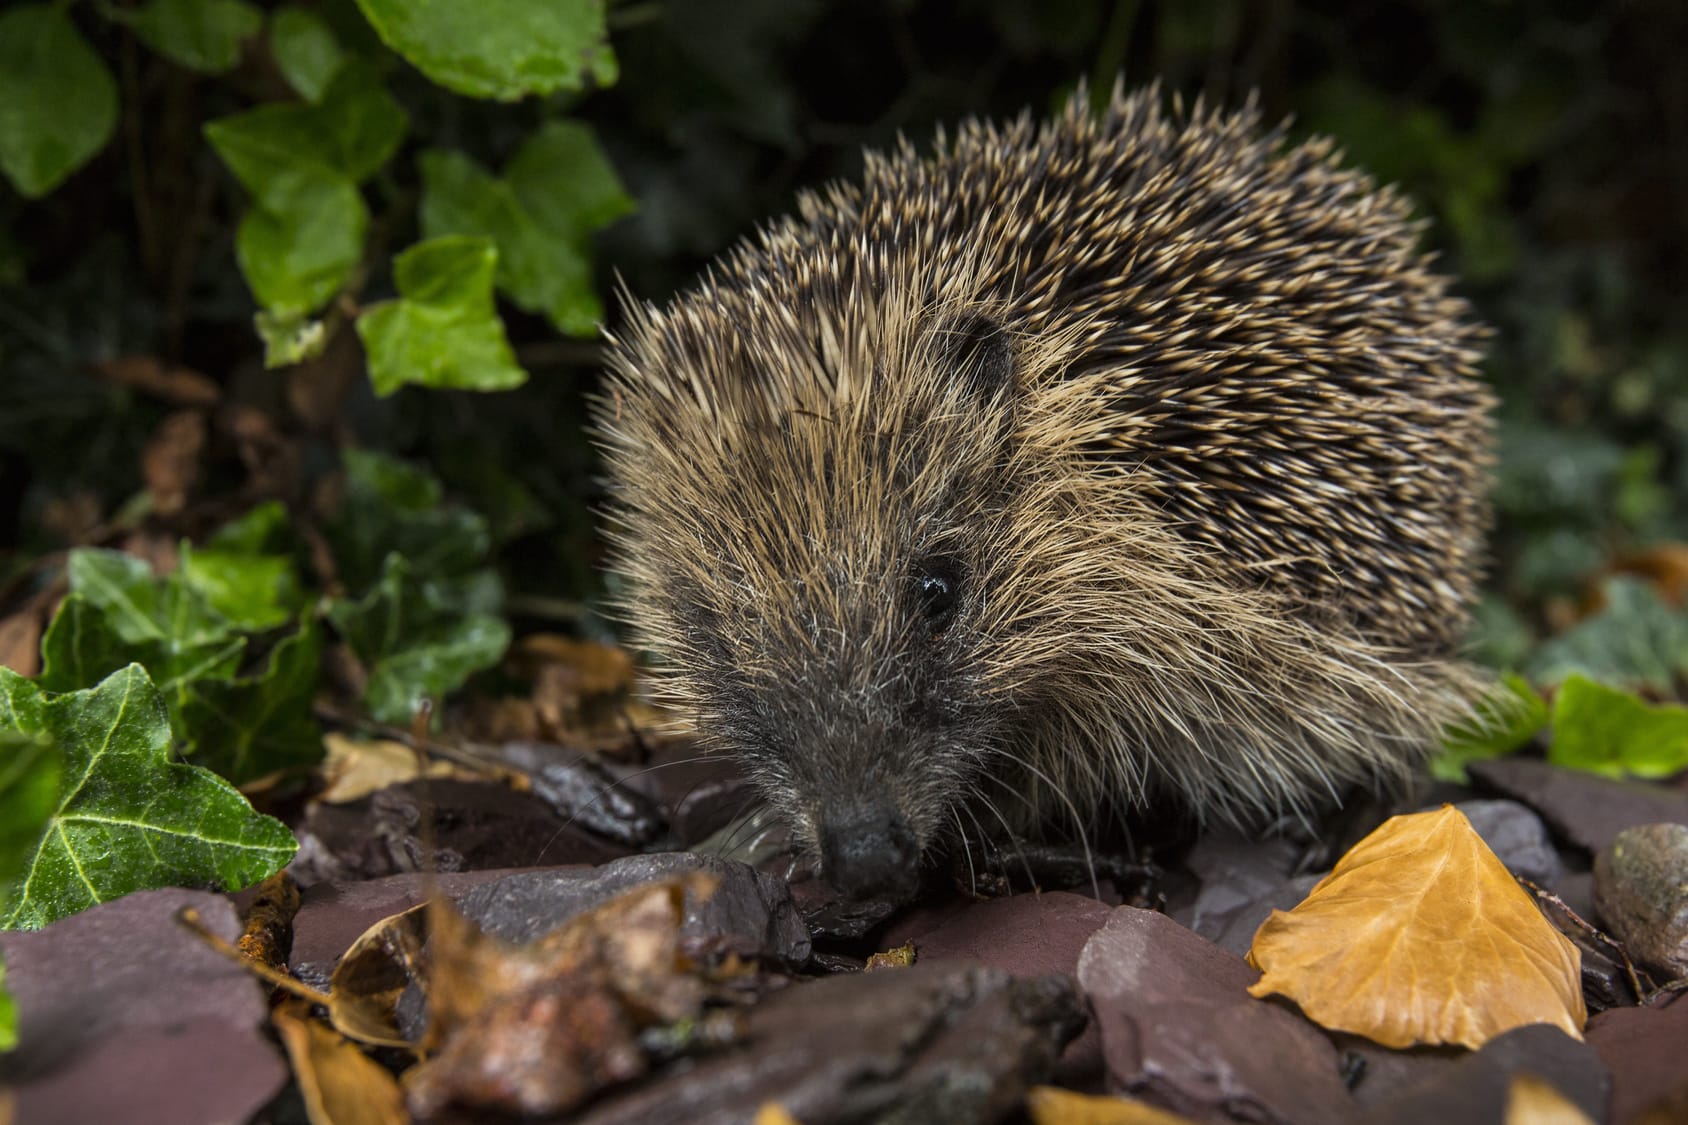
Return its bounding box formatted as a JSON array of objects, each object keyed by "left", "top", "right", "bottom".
[{"left": 593, "top": 82, "right": 1494, "bottom": 901}]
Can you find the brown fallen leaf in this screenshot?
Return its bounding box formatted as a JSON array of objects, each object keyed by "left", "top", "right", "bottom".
[
  {"left": 317, "top": 733, "right": 457, "bottom": 805},
  {"left": 402, "top": 874, "right": 718, "bottom": 1119},
  {"left": 273, "top": 998, "right": 409, "bottom": 1125},
  {"left": 0, "top": 607, "right": 46, "bottom": 678},
  {"left": 142, "top": 409, "right": 207, "bottom": 515},
  {"left": 1247, "top": 805, "right": 1586, "bottom": 1050},
  {"left": 1026, "top": 1085, "right": 1201, "bottom": 1125},
  {"left": 328, "top": 903, "right": 431, "bottom": 1049},
  {"left": 90, "top": 356, "right": 221, "bottom": 406},
  {"left": 1505, "top": 1072, "right": 1598, "bottom": 1125}
]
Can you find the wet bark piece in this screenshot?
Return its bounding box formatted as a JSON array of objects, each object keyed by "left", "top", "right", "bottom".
[
  {"left": 493, "top": 741, "right": 668, "bottom": 847},
  {"left": 1587, "top": 993, "right": 1688, "bottom": 1125},
  {"left": 573, "top": 964, "right": 1085, "bottom": 1125},
  {"left": 1356, "top": 1024, "right": 1609, "bottom": 1125},
  {"left": 456, "top": 852, "right": 812, "bottom": 970},
  {"left": 1594, "top": 823, "right": 1688, "bottom": 981},
  {"left": 1076, "top": 905, "right": 1356, "bottom": 1125},
  {"left": 0, "top": 889, "right": 287, "bottom": 1125},
  {"left": 1469, "top": 758, "right": 1688, "bottom": 854}
]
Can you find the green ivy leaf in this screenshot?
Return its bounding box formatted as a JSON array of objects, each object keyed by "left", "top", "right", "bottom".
[
  {"left": 351, "top": 0, "right": 615, "bottom": 101},
  {"left": 0, "top": 665, "right": 297, "bottom": 931},
  {"left": 37, "top": 593, "right": 246, "bottom": 708},
  {"left": 205, "top": 500, "right": 294, "bottom": 556},
  {"left": 180, "top": 622, "right": 323, "bottom": 784},
  {"left": 356, "top": 236, "right": 527, "bottom": 396},
  {"left": 61, "top": 549, "right": 231, "bottom": 647},
  {"left": 270, "top": 6, "right": 347, "bottom": 101},
  {"left": 1525, "top": 577, "right": 1688, "bottom": 695},
  {"left": 0, "top": 5, "right": 119, "bottom": 198},
  {"left": 0, "top": 732, "right": 61, "bottom": 902},
  {"left": 421, "top": 121, "right": 632, "bottom": 336},
  {"left": 1549, "top": 675, "right": 1688, "bottom": 781},
  {"left": 128, "top": 0, "right": 264, "bottom": 75},
  {"left": 178, "top": 542, "right": 301, "bottom": 633},
  {"left": 327, "top": 450, "right": 491, "bottom": 594},
  {"left": 327, "top": 555, "right": 509, "bottom": 725},
  {"left": 1431, "top": 675, "right": 1549, "bottom": 783},
  {"left": 205, "top": 63, "right": 405, "bottom": 315},
  {"left": 233, "top": 169, "right": 369, "bottom": 316}
]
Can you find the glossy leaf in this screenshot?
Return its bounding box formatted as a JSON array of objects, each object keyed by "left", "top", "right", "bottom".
[
  {"left": 327, "top": 556, "right": 509, "bottom": 724},
  {"left": 37, "top": 592, "right": 246, "bottom": 708},
  {"left": 0, "top": 665, "right": 297, "bottom": 931},
  {"left": 356, "top": 236, "right": 527, "bottom": 395},
  {"left": 0, "top": 950, "right": 14, "bottom": 1050},
  {"left": 327, "top": 450, "right": 494, "bottom": 594},
  {"left": 129, "top": 0, "right": 264, "bottom": 74},
  {"left": 178, "top": 542, "right": 301, "bottom": 632},
  {"left": 1247, "top": 805, "right": 1585, "bottom": 1050},
  {"left": 1548, "top": 675, "right": 1688, "bottom": 780},
  {"left": 1525, "top": 577, "right": 1688, "bottom": 695},
  {"left": 351, "top": 0, "right": 615, "bottom": 101},
  {"left": 1432, "top": 675, "right": 1549, "bottom": 783},
  {"left": 0, "top": 6, "right": 119, "bottom": 197},
  {"left": 233, "top": 170, "right": 369, "bottom": 315},
  {"left": 270, "top": 6, "right": 347, "bottom": 101},
  {"left": 180, "top": 622, "right": 324, "bottom": 785},
  {"left": 420, "top": 121, "right": 633, "bottom": 335},
  {"left": 0, "top": 732, "right": 60, "bottom": 900}
]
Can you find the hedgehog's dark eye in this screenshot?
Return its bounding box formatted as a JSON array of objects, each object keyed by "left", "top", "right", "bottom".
[{"left": 913, "top": 561, "right": 962, "bottom": 633}]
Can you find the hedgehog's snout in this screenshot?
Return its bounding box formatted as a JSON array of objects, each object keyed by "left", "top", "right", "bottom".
[{"left": 818, "top": 799, "right": 921, "bottom": 901}]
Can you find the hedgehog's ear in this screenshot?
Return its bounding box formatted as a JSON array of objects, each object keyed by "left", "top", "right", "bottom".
[{"left": 931, "top": 311, "right": 1016, "bottom": 404}]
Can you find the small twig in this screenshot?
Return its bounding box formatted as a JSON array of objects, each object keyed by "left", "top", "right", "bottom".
[
  {"left": 177, "top": 906, "right": 332, "bottom": 1008},
  {"left": 1519, "top": 877, "right": 1654, "bottom": 1003}
]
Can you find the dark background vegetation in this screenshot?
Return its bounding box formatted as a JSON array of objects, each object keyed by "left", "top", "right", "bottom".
[{"left": 4, "top": 0, "right": 1686, "bottom": 656}]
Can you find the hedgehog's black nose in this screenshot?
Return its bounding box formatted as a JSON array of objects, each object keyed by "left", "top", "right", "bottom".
[{"left": 819, "top": 802, "right": 920, "bottom": 901}]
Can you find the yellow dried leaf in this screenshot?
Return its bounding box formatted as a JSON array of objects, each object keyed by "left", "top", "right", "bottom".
[
  {"left": 273, "top": 998, "right": 409, "bottom": 1125},
  {"left": 1246, "top": 805, "right": 1585, "bottom": 1049},
  {"left": 1505, "top": 1074, "right": 1597, "bottom": 1125},
  {"left": 1026, "top": 1086, "right": 1201, "bottom": 1125},
  {"left": 754, "top": 1104, "right": 804, "bottom": 1125},
  {"left": 318, "top": 733, "right": 454, "bottom": 804}
]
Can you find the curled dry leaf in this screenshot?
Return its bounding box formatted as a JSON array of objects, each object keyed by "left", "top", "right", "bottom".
[
  {"left": 865, "top": 941, "right": 916, "bottom": 971},
  {"left": 328, "top": 902, "right": 431, "bottom": 1049},
  {"left": 1247, "top": 805, "right": 1586, "bottom": 1050},
  {"left": 317, "top": 733, "right": 460, "bottom": 805},
  {"left": 753, "top": 1104, "right": 804, "bottom": 1125},
  {"left": 402, "top": 874, "right": 718, "bottom": 1119},
  {"left": 1026, "top": 1085, "right": 1201, "bottom": 1125},
  {"left": 273, "top": 998, "right": 409, "bottom": 1125}
]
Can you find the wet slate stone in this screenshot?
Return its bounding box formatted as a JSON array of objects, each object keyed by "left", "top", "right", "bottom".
[
  {"left": 289, "top": 778, "right": 633, "bottom": 887},
  {"left": 1594, "top": 823, "right": 1688, "bottom": 981},
  {"left": 0, "top": 889, "right": 287, "bottom": 1125},
  {"left": 613, "top": 739, "right": 756, "bottom": 848},
  {"left": 1076, "top": 905, "right": 1355, "bottom": 1125},
  {"left": 1587, "top": 990, "right": 1688, "bottom": 1124},
  {"left": 286, "top": 867, "right": 557, "bottom": 986},
  {"left": 572, "top": 964, "right": 1084, "bottom": 1125},
  {"left": 456, "top": 852, "right": 812, "bottom": 970},
  {"left": 1456, "top": 798, "right": 1563, "bottom": 884},
  {"left": 1469, "top": 759, "right": 1688, "bottom": 854},
  {"left": 1356, "top": 1024, "right": 1609, "bottom": 1125},
  {"left": 1169, "top": 828, "right": 1325, "bottom": 958},
  {"left": 494, "top": 741, "right": 668, "bottom": 847},
  {"left": 879, "top": 891, "right": 1113, "bottom": 1084}
]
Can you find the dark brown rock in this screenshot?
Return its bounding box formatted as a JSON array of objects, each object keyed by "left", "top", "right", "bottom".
[
  {"left": 1356, "top": 1024, "right": 1609, "bottom": 1125},
  {"left": 572, "top": 964, "right": 1084, "bottom": 1125},
  {"left": 0, "top": 889, "right": 287, "bottom": 1125},
  {"left": 1456, "top": 798, "right": 1563, "bottom": 884},
  {"left": 456, "top": 852, "right": 812, "bottom": 970},
  {"left": 1469, "top": 759, "right": 1688, "bottom": 854},
  {"left": 494, "top": 741, "right": 670, "bottom": 847},
  {"left": 1594, "top": 823, "right": 1688, "bottom": 981},
  {"left": 880, "top": 891, "right": 1113, "bottom": 1084},
  {"left": 1588, "top": 992, "right": 1688, "bottom": 1125},
  {"left": 289, "top": 778, "right": 634, "bottom": 886},
  {"left": 1076, "top": 905, "right": 1355, "bottom": 1125},
  {"left": 286, "top": 866, "right": 557, "bottom": 985}
]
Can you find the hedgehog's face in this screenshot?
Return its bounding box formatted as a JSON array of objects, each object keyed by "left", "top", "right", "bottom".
[{"left": 606, "top": 305, "right": 1030, "bottom": 901}]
